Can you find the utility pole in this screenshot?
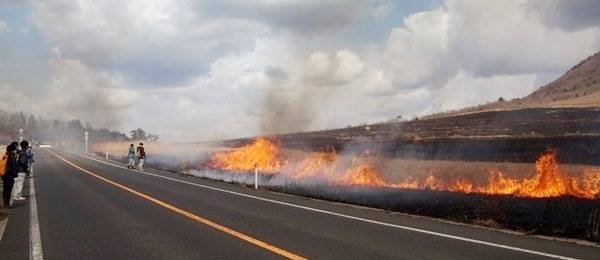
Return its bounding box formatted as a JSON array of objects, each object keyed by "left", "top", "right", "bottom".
[{"left": 84, "top": 131, "right": 89, "bottom": 153}]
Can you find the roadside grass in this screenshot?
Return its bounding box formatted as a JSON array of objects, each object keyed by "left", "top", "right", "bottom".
[{"left": 94, "top": 152, "right": 600, "bottom": 243}]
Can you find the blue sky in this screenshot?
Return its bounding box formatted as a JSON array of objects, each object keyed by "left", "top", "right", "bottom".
[{"left": 1, "top": 0, "right": 599, "bottom": 142}]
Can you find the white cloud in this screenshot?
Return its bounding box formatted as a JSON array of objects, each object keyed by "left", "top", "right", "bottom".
[
  {"left": 3, "top": 0, "right": 600, "bottom": 141},
  {"left": 445, "top": 0, "right": 600, "bottom": 77},
  {"left": 304, "top": 50, "right": 365, "bottom": 86},
  {"left": 384, "top": 7, "right": 453, "bottom": 89},
  {"left": 432, "top": 72, "right": 537, "bottom": 112},
  {"left": 379, "top": 1, "right": 600, "bottom": 94},
  {"left": 30, "top": 0, "right": 269, "bottom": 86},
  {"left": 366, "top": 0, "right": 600, "bottom": 119},
  {"left": 118, "top": 0, "right": 600, "bottom": 139},
  {"left": 362, "top": 70, "right": 394, "bottom": 96},
  {"left": 0, "top": 20, "right": 9, "bottom": 33},
  {"left": 527, "top": 0, "right": 600, "bottom": 32},
  {"left": 42, "top": 58, "right": 139, "bottom": 128},
  {"left": 194, "top": 0, "right": 389, "bottom": 34}
]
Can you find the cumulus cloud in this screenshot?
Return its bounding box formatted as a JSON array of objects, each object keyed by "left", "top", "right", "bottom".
[
  {"left": 304, "top": 50, "right": 365, "bottom": 87},
  {"left": 2, "top": 0, "right": 600, "bottom": 141},
  {"left": 30, "top": 0, "right": 268, "bottom": 87},
  {"left": 383, "top": 7, "right": 453, "bottom": 89},
  {"left": 368, "top": 0, "right": 600, "bottom": 96},
  {"left": 446, "top": 1, "right": 600, "bottom": 77},
  {"left": 362, "top": 70, "right": 394, "bottom": 96},
  {"left": 527, "top": 0, "right": 600, "bottom": 32},
  {"left": 194, "top": 0, "right": 389, "bottom": 34},
  {"left": 42, "top": 58, "right": 139, "bottom": 128},
  {"left": 0, "top": 20, "right": 9, "bottom": 33},
  {"left": 432, "top": 72, "right": 537, "bottom": 112}
]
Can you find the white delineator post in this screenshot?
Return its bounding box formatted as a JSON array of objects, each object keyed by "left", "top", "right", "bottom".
[
  {"left": 105, "top": 151, "right": 109, "bottom": 160},
  {"left": 84, "top": 131, "right": 89, "bottom": 153},
  {"left": 254, "top": 164, "right": 258, "bottom": 190}
]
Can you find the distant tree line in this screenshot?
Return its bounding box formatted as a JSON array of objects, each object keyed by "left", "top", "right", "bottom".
[
  {"left": 0, "top": 110, "right": 158, "bottom": 148},
  {"left": 129, "top": 128, "right": 159, "bottom": 141}
]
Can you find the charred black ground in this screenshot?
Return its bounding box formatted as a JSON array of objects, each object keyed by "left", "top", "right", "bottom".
[{"left": 216, "top": 107, "right": 600, "bottom": 165}]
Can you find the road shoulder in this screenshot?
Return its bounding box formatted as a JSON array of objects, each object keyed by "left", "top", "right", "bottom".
[{"left": 0, "top": 180, "right": 31, "bottom": 260}]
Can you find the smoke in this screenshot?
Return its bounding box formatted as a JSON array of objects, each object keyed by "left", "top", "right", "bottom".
[
  {"left": 260, "top": 88, "right": 315, "bottom": 134},
  {"left": 260, "top": 50, "right": 366, "bottom": 135},
  {"left": 43, "top": 58, "right": 138, "bottom": 129}
]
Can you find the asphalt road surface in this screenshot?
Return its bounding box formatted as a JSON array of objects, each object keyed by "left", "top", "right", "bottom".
[{"left": 1, "top": 148, "right": 599, "bottom": 259}]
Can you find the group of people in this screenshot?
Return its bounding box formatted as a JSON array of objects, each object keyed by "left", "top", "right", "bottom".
[
  {"left": 2, "top": 140, "right": 34, "bottom": 209},
  {"left": 127, "top": 143, "right": 146, "bottom": 171}
]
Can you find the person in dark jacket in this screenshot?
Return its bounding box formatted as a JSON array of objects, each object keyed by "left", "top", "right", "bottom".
[
  {"left": 2, "top": 143, "right": 19, "bottom": 209},
  {"left": 136, "top": 143, "right": 146, "bottom": 171},
  {"left": 12, "top": 140, "right": 31, "bottom": 201}
]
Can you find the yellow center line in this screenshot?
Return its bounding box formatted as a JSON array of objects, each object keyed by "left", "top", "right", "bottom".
[{"left": 47, "top": 150, "right": 307, "bottom": 260}]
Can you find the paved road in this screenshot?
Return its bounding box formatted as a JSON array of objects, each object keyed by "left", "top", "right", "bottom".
[{"left": 1, "top": 149, "right": 599, "bottom": 259}]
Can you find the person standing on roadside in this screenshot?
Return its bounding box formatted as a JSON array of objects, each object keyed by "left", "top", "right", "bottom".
[
  {"left": 12, "top": 140, "right": 32, "bottom": 202},
  {"left": 2, "top": 144, "right": 19, "bottom": 209},
  {"left": 26, "top": 143, "right": 34, "bottom": 178},
  {"left": 136, "top": 143, "right": 146, "bottom": 171},
  {"left": 127, "top": 144, "right": 136, "bottom": 169}
]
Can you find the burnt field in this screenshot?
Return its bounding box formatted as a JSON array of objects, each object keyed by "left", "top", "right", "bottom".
[
  {"left": 270, "top": 185, "right": 600, "bottom": 242},
  {"left": 217, "top": 107, "right": 600, "bottom": 165}
]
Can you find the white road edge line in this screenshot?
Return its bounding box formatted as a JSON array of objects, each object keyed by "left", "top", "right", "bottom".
[
  {"left": 0, "top": 216, "right": 7, "bottom": 242},
  {"left": 29, "top": 175, "right": 44, "bottom": 260},
  {"left": 76, "top": 152, "right": 578, "bottom": 260}
]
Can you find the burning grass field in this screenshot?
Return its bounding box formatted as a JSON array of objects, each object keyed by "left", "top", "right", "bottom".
[
  {"left": 95, "top": 137, "right": 600, "bottom": 242},
  {"left": 199, "top": 138, "right": 600, "bottom": 199},
  {"left": 196, "top": 139, "right": 600, "bottom": 242}
]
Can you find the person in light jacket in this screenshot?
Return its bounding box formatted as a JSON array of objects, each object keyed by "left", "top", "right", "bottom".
[
  {"left": 26, "top": 143, "right": 34, "bottom": 178},
  {"left": 127, "top": 144, "right": 136, "bottom": 169}
]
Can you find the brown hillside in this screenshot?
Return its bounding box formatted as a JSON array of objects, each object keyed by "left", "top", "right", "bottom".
[
  {"left": 427, "top": 51, "right": 600, "bottom": 119},
  {"left": 525, "top": 51, "right": 600, "bottom": 105}
]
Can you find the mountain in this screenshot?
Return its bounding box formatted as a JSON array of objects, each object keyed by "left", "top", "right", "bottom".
[
  {"left": 427, "top": 51, "right": 600, "bottom": 119},
  {"left": 523, "top": 51, "right": 600, "bottom": 106}
]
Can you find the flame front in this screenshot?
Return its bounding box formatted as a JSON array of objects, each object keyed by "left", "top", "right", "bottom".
[
  {"left": 205, "top": 139, "right": 600, "bottom": 199},
  {"left": 340, "top": 157, "right": 388, "bottom": 187},
  {"left": 516, "top": 150, "right": 586, "bottom": 198},
  {"left": 206, "top": 137, "right": 284, "bottom": 174},
  {"left": 395, "top": 149, "right": 600, "bottom": 199},
  {"left": 292, "top": 147, "right": 338, "bottom": 179}
]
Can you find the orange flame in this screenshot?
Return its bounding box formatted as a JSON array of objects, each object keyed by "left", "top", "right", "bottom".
[
  {"left": 483, "top": 171, "right": 520, "bottom": 195},
  {"left": 340, "top": 157, "right": 387, "bottom": 187},
  {"left": 292, "top": 147, "right": 337, "bottom": 179},
  {"left": 516, "top": 149, "right": 584, "bottom": 198},
  {"left": 402, "top": 150, "right": 600, "bottom": 199},
  {"left": 206, "top": 138, "right": 600, "bottom": 199},
  {"left": 206, "top": 137, "right": 284, "bottom": 174}
]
